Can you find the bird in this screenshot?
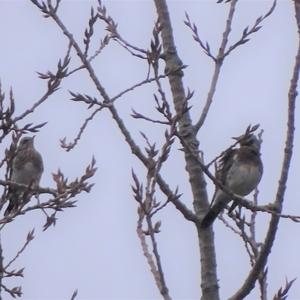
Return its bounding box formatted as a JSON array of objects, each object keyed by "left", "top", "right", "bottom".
[
  {"left": 4, "top": 136, "right": 44, "bottom": 216},
  {"left": 201, "top": 133, "right": 263, "bottom": 229}
]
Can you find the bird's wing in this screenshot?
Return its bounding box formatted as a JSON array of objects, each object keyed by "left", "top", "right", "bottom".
[
  {"left": 31, "top": 150, "right": 44, "bottom": 173},
  {"left": 218, "top": 148, "right": 238, "bottom": 184},
  {"left": 209, "top": 148, "right": 237, "bottom": 207},
  {"left": 201, "top": 149, "right": 238, "bottom": 228}
]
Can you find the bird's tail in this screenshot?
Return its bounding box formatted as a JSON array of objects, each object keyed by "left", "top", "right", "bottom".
[
  {"left": 4, "top": 190, "right": 20, "bottom": 216},
  {"left": 201, "top": 190, "right": 229, "bottom": 229},
  {"left": 201, "top": 207, "right": 221, "bottom": 229}
]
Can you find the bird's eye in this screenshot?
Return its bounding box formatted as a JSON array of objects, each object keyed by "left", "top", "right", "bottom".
[{"left": 21, "top": 139, "right": 30, "bottom": 145}]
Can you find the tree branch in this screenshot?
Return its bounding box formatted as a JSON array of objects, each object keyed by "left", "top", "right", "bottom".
[
  {"left": 153, "top": 1, "right": 219, "bottom": 299},
  {"left": 194, "top": 0, "right": 238, "bottom": 133},
  {"left": 229, "top": 2, "right": 300, "bottom": 299}
]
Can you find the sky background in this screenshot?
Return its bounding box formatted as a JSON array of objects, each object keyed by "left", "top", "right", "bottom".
[{"left": 0, "top": 0, "right": 300, "bottom": 299}]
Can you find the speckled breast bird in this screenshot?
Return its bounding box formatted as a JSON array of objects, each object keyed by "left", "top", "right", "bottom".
[
  {"left": 4, "top": 136, "right": 44, "bottom": 216},
  {"left": 201, "top": 133, "right": 263, "bottom": 229}
]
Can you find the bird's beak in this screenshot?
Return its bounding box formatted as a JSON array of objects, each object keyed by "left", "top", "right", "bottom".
[{"left": 232, "top": 134, "right": 244, "bottom": 141}]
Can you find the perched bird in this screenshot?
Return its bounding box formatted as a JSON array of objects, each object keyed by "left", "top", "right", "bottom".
[
  {"left": 4, "top": 136, "right": 44, "bottom": 216},
  {"left": 201, "top": 133, "right": 263, "bottom": 229}
]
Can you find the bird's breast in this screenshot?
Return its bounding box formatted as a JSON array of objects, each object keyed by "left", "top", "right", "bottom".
[
  {"left": 11, "top": 162, "right": 40, "bottom": 186},
  {"left": 226, "top": 163, "right": 262, "bottom": 196}
]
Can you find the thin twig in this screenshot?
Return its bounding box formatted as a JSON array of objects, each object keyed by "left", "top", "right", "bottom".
[
  {"left": 60, "top": 107, "right": 103, "bottom": 151},
  {"left": 194, "top": 0, "right": 238, "bottom": 133},
  {"left": 70, "top": 289, "right": 78, "bottom": 300},
  {"left": 111, "top": 73, "right": 169, "bottom": 103},
  {"left": 146, "top": 216, "right": 171, "bottom": 299},
  {"left": 136, "top": 212, "right": 165, "bottom": 295},
  {"left": 5, "top": 230, "right": 35, "bottom": 270},
  {"left": 14, "top": 42, "right": 72, "bottom": 123},
  {"left": 223, "top": 0, "right": 277, "bottom": 58}
]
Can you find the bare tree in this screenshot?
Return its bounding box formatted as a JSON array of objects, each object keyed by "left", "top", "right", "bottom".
[{"left": 1, "top": 0, "right": 299, "bottom": 299}]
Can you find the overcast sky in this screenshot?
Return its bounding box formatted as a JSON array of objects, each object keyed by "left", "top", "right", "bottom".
[{"left": 0, "top": 0, "right": 300, "bottom": 299}]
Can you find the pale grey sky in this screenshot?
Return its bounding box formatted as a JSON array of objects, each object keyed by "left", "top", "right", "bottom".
[{"left": 0, "top": 0, "right": 299, "bottom": 299}]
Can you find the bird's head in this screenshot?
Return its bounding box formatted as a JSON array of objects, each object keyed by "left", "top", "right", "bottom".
[
  {"left": 18, "top": 136, "right": 35, "bottom": 150},
  {"left": 233, "top": 133, "right": 261, "bottom": 151}
]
